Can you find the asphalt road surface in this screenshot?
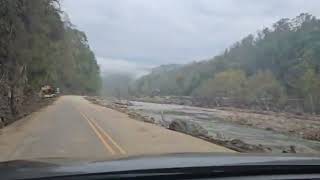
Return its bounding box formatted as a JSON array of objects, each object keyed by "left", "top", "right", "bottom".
[{"left": 0, "top": 96, "right": 233, "bottom": 162}]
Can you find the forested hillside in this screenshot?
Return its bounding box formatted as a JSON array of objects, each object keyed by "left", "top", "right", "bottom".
[
  {"left": 0, "top": 0, "right": 101, "bottom": 121},
  {"left": 101, "top": 73, "right": 133, "bottom": 98},
  {"left": 132, "top": 13, "right": 320, "bottom": 113}
]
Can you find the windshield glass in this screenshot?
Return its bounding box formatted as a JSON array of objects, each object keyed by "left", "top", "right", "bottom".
[{"left": 0, "top": 0, "right": 320, "bottom": 163}]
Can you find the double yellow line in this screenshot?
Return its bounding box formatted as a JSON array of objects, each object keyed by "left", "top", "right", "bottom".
[{"left": 80, "top": 111, "right": 126, "bottom": 155}]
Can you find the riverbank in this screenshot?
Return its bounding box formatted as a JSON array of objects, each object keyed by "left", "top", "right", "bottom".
[
  {"left": 132, "top": 96, "right": 320, "bottom": 142},
  {"left": 85, "top": 96, "right": 320, "bottom": 154}
]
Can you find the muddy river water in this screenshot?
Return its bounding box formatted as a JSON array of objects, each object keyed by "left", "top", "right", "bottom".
[{"left": 129, "top": 101, "right": 320, "bottom": 154}]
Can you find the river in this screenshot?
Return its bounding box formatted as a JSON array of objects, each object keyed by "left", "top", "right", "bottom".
[{"left": 129, "top": 101, "right": 320, "bottom": 153}]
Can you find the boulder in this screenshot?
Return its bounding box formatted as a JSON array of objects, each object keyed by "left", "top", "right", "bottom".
[
  {"left": 226, "top": 139, "right": 266, "bottom": 152},
  {"left": 302, "top": 128, "right": 320, "bottom": 141},
  {"left": 282, "top": 145, "right": 296, "bottom": 153},
  {"left": 169, "top": 119, "right": 208, "bottom": 137}
]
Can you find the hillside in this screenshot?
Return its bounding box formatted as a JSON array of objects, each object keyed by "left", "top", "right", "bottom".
[
  {"left": 132, "top": 13, "right": 320, "bottom": 113},
  {"left": 0, "top": 0, "right": 101, "bottom": 123},
  {"left": 150, "top": 64, "right": 183, "bottom": 74}
]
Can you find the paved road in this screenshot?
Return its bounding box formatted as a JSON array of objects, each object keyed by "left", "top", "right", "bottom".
[{"left": 0, "top": 96, "right": 233, "bottom": 161}]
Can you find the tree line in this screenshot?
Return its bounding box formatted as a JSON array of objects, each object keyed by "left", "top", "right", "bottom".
[
  {"left": 0, "top": 0, "right": 101, "bottom": 119},
  {"left": 131, "top": 13, "right": 320, "bottom": 113}
]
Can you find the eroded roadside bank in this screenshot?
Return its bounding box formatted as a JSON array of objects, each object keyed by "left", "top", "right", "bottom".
[{"left": 0, "top": 95, "right": 57, "bottom": 128}]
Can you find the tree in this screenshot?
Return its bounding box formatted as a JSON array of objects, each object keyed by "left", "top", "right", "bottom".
[
  {"left": 246, "top": 70, "right": 287, "bottom": 107},
  {"left": 0, "top": 0, "right": 101, "bottom": 122},
  {"left": 132, "top": 13, "right": 320, "bottom": 113},
  {"left": 298, "top": 68, "right": 320, "bottom": 113},
  {"left": 195, "top": 69, "right": 248, "bottom": 99},
  {"left": 175, "top": 74, "right": 185, "bottom": 92}
]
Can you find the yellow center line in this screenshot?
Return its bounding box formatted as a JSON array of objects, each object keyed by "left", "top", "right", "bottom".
[
  {"left": 79, "top": 111, "right": 116, "bottom": 155},
  {"left": 86, "top": 106, "right": 127, "bottom": 155},
  {"left": 89, "top": 118, "right": 127, "bottom": 155}
]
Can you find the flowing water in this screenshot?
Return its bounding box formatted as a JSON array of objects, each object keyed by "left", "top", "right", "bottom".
[{"left": 129, "top": 101, "right": 320, "bottom": 153}]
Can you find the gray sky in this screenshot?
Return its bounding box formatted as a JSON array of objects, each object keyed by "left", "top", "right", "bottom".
[{"left": 62, "top": 0, "right": 320, "bottom": 76}]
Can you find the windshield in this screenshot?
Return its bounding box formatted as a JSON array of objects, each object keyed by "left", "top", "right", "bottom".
[{"left": 0, "top": 0, "right": 320, "bottom": 164}]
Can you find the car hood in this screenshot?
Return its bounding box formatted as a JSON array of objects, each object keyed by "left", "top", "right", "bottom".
[{"left": 1, "top": 153, "right": 320, "bottom": 179}]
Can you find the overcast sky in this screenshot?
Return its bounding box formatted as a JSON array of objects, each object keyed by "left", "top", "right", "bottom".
[{"left": 62, "top": 0, "right": 320, "bottom": 76}]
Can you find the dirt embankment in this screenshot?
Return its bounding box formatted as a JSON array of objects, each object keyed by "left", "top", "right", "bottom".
[{"left": 0, "top": 94, "right": 57, "bottom": 128}]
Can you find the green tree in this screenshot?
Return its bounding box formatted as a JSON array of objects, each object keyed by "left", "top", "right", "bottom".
[
  {"left": 298, "top": 68, "right": 320, "bottom": 113},
  {"left": 131, "top": 13, "right": 320, "bottom": 113},
  {"left": 246, "top": 70, "right": 287, "bottom": 107},
  {"left": 195, "top": 69, "right": 248, "bottom": 99},
  {"left": 0, "top": 0, "right": 101, "bottom": 121}
]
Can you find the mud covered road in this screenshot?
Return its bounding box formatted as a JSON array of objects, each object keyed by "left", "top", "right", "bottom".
[{"left": 0, "top": 96, "right": 233, "bottom": 162}]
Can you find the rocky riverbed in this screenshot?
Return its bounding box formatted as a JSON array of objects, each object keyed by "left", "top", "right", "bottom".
[{"left": 86, "top": 96, "right": 320, "bottom": 154}]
